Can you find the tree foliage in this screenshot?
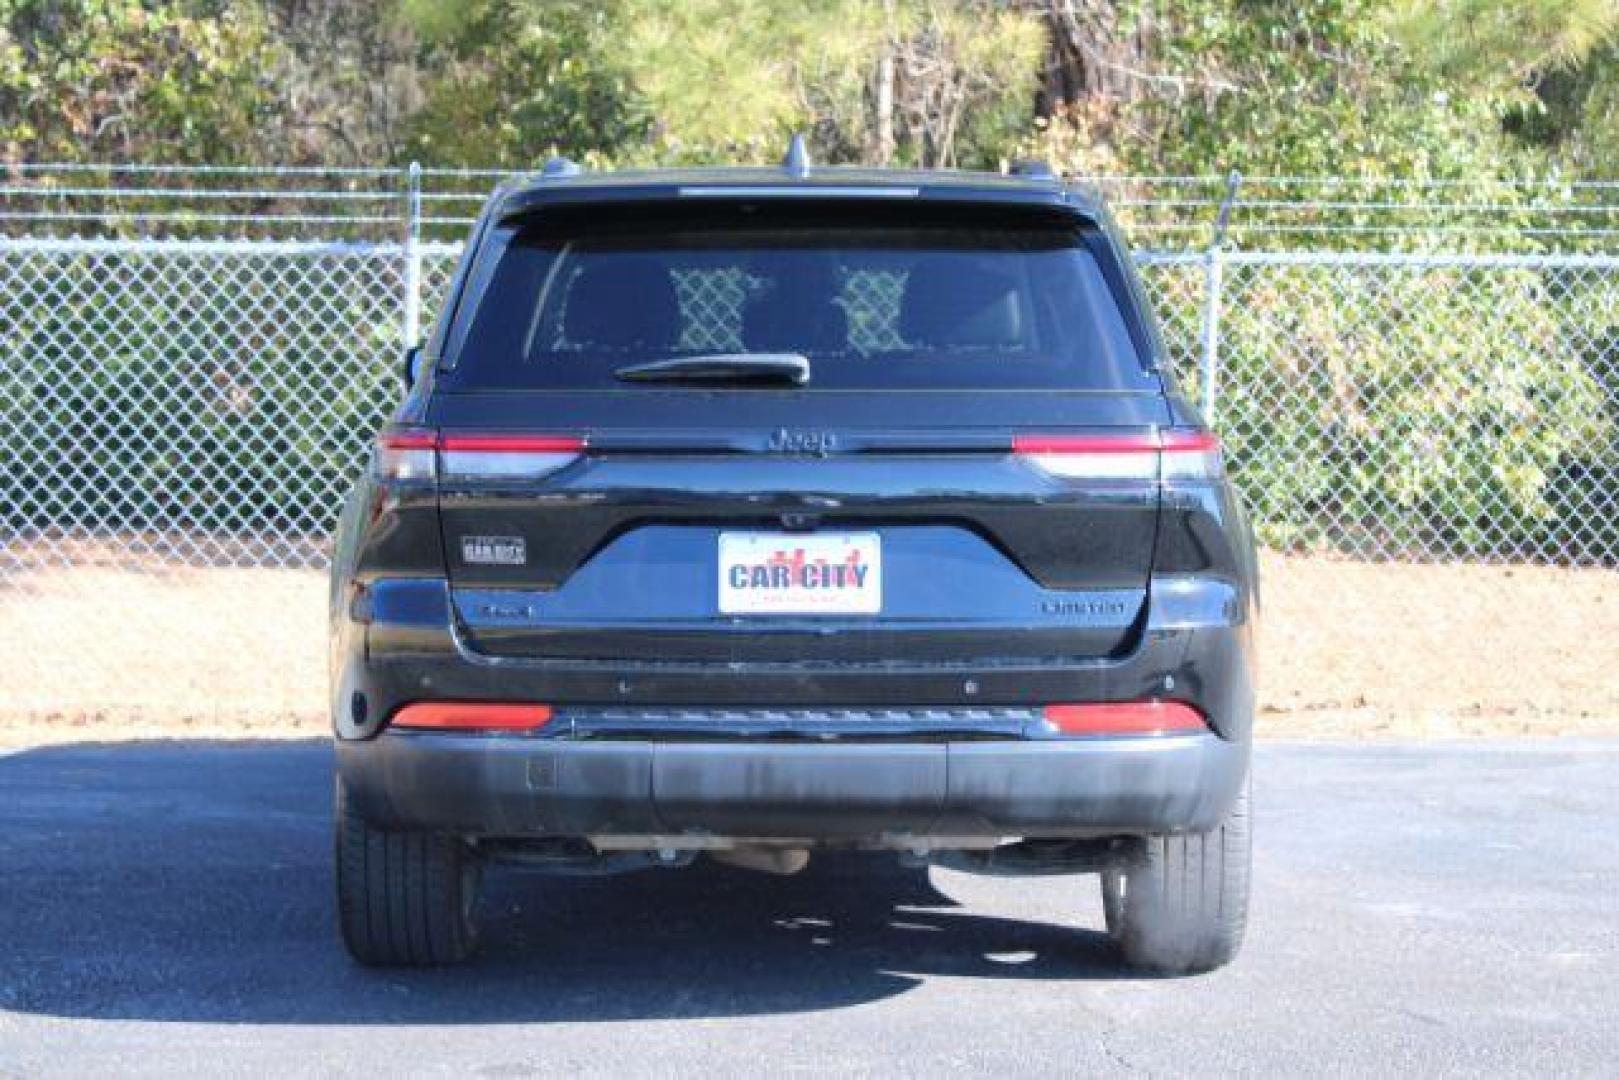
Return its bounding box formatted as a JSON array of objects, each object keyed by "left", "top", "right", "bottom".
[
  {"left": 1387, "top": 0, "right": 1619, "bottom": 176},
  {"left": 0, "top": 0, "right": 283, "bottom": 164},
  {"left": 399, "top": 0, "right": 643, "bottom": 167},
  {"left": 395, "top": 0, "right": 1045, "bottom": 168},
  {"left": 1210, "top": 266, "right": 1609, "bottom": 553},
  {"left": 1388, "top": 0, "right": 1619, "bottom": 92},
  {"left": 5, "top": 0, "right": 1619, "bottom": 183},
  {"left": 1017, "top": 0, "right": 1548, "bottom": 183}
]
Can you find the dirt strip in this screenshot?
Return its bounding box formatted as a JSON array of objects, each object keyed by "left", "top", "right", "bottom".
[{"left": 3, "top": 552, "right": 1615, "bottom": 746}]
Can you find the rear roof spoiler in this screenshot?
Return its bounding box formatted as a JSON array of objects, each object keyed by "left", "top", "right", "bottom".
[{"left": 496, "top": 183, "right": 1098, "bottom": 227}]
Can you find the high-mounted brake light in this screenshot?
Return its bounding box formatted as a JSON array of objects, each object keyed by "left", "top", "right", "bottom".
[
  {"left": 371, "top": 428, "right": 588, "bottom": 483},
  {"left": 390, "top": 702, "right": 554, "bottom": 732},
  {"left": 1013, "top": 428, "right": 1222, "bottom": 481},
  {"left": 1043, "top": 701, "right": 1208, "bottom": 737}
]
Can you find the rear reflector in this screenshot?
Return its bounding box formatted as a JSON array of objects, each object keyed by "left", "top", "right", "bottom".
[
  {"left": 1014, "top": 429, "right": 1222, "bottom": 481},
  {"left": 390, "top": 702, "right": 554, "bottom": 732},
  {"left": 1043, "top": 701, "right": 1208, "bottom": 736},
  {"left": 371, "top": 429, "right": 588, "bottom": 483}
]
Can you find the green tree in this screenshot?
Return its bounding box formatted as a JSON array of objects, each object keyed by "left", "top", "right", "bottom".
[
  {"left": 400, "top": 0, "right": 645, "bottom": 167},
  {"left": 1022, "top": 1, "right": 1534, "bottom": 181},
  {"left": 397, "top": 0, "right": 1046, "bottom": 169},
  {"left": 260, "top": 0, "right": 422, "bottom": 166},
  {"left": 1387, "top": 0, "right": 1619, "bottom": 93},
  {"left": 0, "top": 0, "right": 285, "bottom": 164},
  {"left": 1386, "top": 0, "right": 1619, "bottom": 174},
  {"left": 600, "top": 0, "right": 886, "bottom": 164}
]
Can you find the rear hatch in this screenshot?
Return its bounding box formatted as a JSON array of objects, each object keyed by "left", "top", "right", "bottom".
[{"left": 427, "top": 198, "right": 1173, "bottom": 668}]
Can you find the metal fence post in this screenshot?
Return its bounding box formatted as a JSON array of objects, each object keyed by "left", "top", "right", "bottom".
[
  {"left": 401, "top": 161, "right": 423, "bottom": 348},
  {"left": 1200, "top": 171, "right": 1242, "bottom": 424},
  {"left": 1200, "top": 247, "right": 1224, "bottom": 422}
]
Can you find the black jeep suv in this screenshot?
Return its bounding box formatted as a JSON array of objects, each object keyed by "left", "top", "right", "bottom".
[{"left": 329, "top": 148, "right": 1257, "bottom": 974}]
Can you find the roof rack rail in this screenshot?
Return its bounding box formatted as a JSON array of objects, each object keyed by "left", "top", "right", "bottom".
[
  {"left": 1009, "top": 159, "right": 1056, "bottom": 180},
  {"left": 539, "top": 156, "right": 582, "bottom": 179},
  {"left": 782, "top": 134, "right": 811, "bottom": 178}
]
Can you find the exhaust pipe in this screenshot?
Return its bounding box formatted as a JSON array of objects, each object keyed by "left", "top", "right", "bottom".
[{"left": 708, "top": 847, "right": 810, "bottom": 875}]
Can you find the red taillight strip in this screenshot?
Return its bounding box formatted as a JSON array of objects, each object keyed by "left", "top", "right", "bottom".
[
  {"left": 374, "top": 426, "right": 439, "bottom": 482},
  {"left": 378, "top": 427, "right": 438, "bottom": 450},
  {"left": 1158, "top": 428, "right": 1224, "bottom": 480},
  {"left": 391, "top": 702, "right": 555, "bottom": 732},
  {"left": 1160, "top": 429, "right": 1220, "bottom": 454},
  {"left": 1013, "top": 428, "right": 1222, "bottom": 481},
  {"left": 1043, "top": 701, "right": 1209, "bottom": 737},
  {"left": 438, "top": 434, "right": 587, "bottom": 453},
  {"left": 1012, "top": 433, "right": 1157, "bottom": 455},
  {"left": 1012, "top": 431, "right": 1159, "bottom": 481},
  {"left": 1013, "top": 430, "right": 1219, "bottom": 455},
  {"left": 377, "top": 431, "right": 589, "bottom": 453},
  {"left": 438, "top": 432, "right": 587, "bottom": 481},
  {"left": 374, "top": 429, "right": 589, "bottom": 482}
]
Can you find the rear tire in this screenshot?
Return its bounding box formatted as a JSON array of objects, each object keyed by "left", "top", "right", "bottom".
[
  {"left": 1104, "top": 779, "right": 1251, "bottom": 975},
  {"left": 335, "top": 778, "right": 481, "bottom": 966}
]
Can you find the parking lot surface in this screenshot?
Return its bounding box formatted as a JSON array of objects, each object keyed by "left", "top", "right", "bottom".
[{"left": 1, "top": 739, "right": 1615, "bottom": 1077}]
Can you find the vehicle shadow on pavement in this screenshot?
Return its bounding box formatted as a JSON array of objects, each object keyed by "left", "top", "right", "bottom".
[{"left": 0, "top": 740, "right": 1131, "bottom": 1025}]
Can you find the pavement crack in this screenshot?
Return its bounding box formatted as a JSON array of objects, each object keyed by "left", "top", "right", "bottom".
[{"left": 1098, "top": 1026, "right": 1143, "bottom": 1075}]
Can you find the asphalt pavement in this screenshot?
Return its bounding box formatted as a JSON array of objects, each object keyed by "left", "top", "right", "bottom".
[{"left": 1, "top": 739, "right": 1615, "bottom": 1077}]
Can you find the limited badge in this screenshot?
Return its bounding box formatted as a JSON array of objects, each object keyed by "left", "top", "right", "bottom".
[{"left": 461, "top": 535, "right": 526, "bottom": 566}]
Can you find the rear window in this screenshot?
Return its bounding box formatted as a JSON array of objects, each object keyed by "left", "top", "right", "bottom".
[{"left": 439, "top": 216, "right": 1149, "bottom": 392}]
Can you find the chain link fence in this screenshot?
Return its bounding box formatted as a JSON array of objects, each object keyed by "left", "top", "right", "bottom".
[
  {"left": 1, "top": 169, "right": 1617, "bottom": 727},
  {"left": 6, "top": 240, "right": 1613, "bottom": 573},
  {"left": 0, "top": 239, "right": 459, "bottom": 574},
  {"left": 1152, "top": 250, "right": 1618, "bottom": 562}
]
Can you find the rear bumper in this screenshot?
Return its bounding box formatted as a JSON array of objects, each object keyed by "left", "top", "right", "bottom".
[
  {"left": 337, "top": 729, "right": 1248, "bottom": 842},
  {"left": 333, "top": 575, "right": 1258, "bottom": 742}
]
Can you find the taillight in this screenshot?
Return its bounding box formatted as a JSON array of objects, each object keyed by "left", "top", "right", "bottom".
[
  {"left": 1013, "top": 428, "right": 1222, "bottom": 481},
  {"left": 1013, "top": 432, "right": 1160, "bottom": 480},
  {"left": 1158, "top": 429, "right": 1223, "bottom": 481},
  {"left": 438, "top": 433, "right": 586, "bottom": 481},
  {"left": 1043, "top": 701, "right": 1208, "bottom": 736},
  {"left": 390, "top": 702, "right": 554, "bottom": 732},
  {"left": 374, "top": 426, "right": 437, "bottom": 482},
  {"left": 370, "top": 428, "right": 588, "bottom": 483}
]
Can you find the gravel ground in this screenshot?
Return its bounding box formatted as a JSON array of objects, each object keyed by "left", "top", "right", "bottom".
[
  {"left": 2, "top": 552, "right": 1616, "bottom": 743},
  {"left": 1, "top": 739, "right": 1615, "bottom": 1077},
  {"left": 1257, "top": 553, "right": 1619, "bottom": 737}
]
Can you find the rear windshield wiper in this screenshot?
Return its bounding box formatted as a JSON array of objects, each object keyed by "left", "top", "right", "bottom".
[{"left": 613, "top": 353, "right": 810, "bottom": 385}]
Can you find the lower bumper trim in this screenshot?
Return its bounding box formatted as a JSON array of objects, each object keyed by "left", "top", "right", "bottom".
[{"left": 338, "top": 731, "right": 1248, "bottom": 841}]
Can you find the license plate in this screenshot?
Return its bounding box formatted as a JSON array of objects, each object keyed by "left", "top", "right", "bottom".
[{"left": 718, "top": 532, "right": 881, "bottom": 615}]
